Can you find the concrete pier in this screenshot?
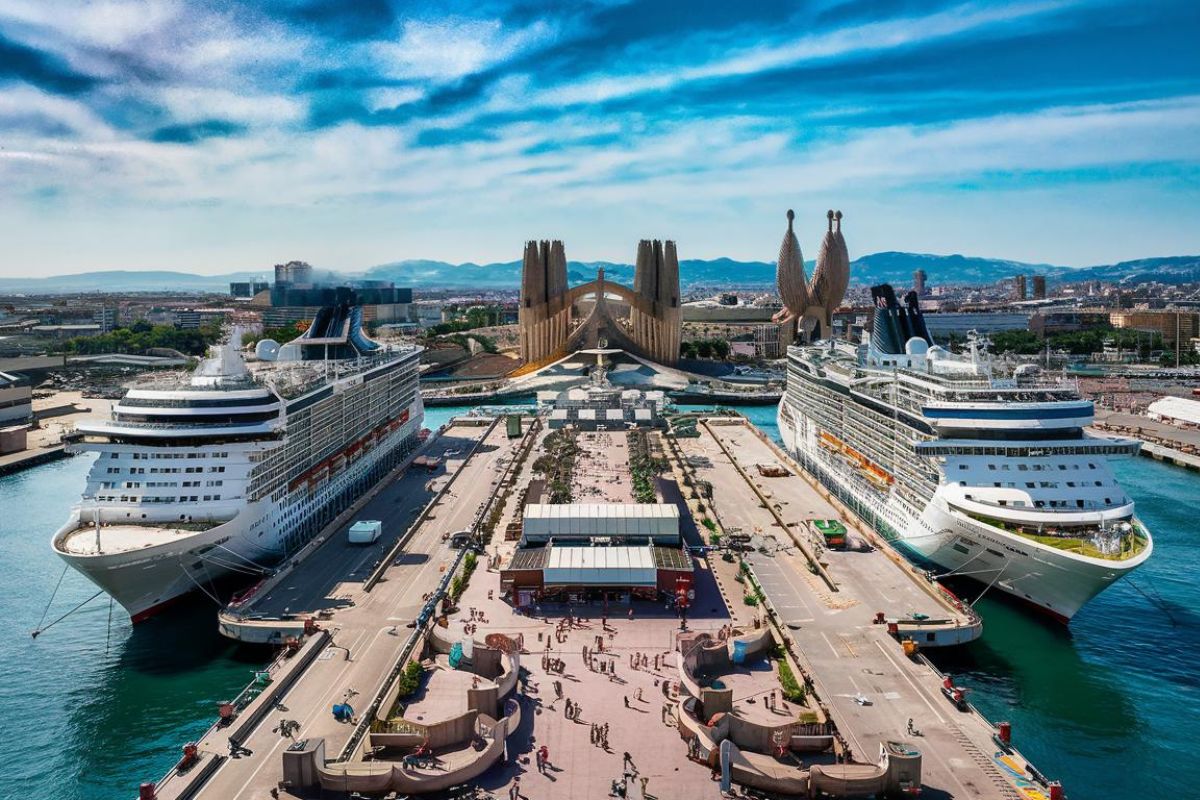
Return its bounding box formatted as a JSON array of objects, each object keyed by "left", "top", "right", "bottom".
[
  {"left": 148, "top": 418, "right": 529, "bottom": 800},
  {"left": 676, "top": 418, "right": 1053, "bottom": 800},
  {"left": 140, "top": 413, "right": 1058, "bottom": 800}
]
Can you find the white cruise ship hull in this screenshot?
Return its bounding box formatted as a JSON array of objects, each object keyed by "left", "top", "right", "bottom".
[
  {"left": 776, "top": 402, "right": 1152, "bottom": 622},
  {"left": 54, "top": 407, "right": 423, "bottom": 622}
]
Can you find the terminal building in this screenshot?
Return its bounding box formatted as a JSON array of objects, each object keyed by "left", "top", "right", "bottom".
[{"left": 501, "top": 502, "right": 692, "bottom": 606}]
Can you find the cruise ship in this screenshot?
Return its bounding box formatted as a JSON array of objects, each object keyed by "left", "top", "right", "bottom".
[
  {"left": 53, "top": 305, "right": 423, "bottom": 622},
  {"left": 777, "top": 285, "right": 1152, "bottom": 622}
]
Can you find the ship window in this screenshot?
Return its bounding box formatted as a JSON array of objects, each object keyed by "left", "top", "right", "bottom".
[
  {"left": 1018, "top": 465, "right": 1027, "bottom": 471},
  {"left": 1025, "top": 482, "right": 1035, "bottom": 488},
  {"left": 1105, "top": 497, "right": 1111, "bottom": 504},
  {"left": 1034, "top": 500, "right": 1045, "bottom": 508},
  {"left": 993, "top": 482, "right": 1001, "bottom": 487},
  {"left": 1058, "top": 465, "right": 1067, "bottom": 470},
  {"left": 988, "top": 465, "right": 995, "bottom": 470},
  {"left": 999, "top": 500, "right": 1007, "bottom": 506},
  {"left": 1067, "top": 482, "right": 1075, "bottom": 487},
  {"left": 1089, "top": 463, "right": 1096, "bottom": 469}
]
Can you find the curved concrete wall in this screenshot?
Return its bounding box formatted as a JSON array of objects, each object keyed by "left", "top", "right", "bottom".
[{"left": 322, "top": 712, "right": 514, "bottom": 795}]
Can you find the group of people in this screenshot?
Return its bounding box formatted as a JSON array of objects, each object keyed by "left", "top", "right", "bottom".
[
  {"left": 590, "top": 721, "right": 611, "bottom": 749},
  {"left": 609, "top": 751, "right": 650, "bottom": 799},
  {"left": 563, "top": 697, "right": 583, "bottom": 721},
  {"left": 628, "top": 650, "right": 661, "bottom": 671}
]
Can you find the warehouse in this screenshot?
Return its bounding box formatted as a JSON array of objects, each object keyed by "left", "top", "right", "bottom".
[
  {"left": 521, "top": 503, "right": 680, "bottom": 545},
  {"left": 500, "top": 543, "right": 693, "bottom": 606}
]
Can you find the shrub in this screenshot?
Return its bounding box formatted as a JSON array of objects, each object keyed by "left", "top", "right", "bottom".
[
  {"left": 743, "top": 593, "right": 759, "bottom": 607},
  {"left": 397, "top": 660, "right": 424, "bottom": 698},
  {"left": 777, "top": 658, "right": 807, "bottom": 703},
  {"left": 701, "top": 518, "right": 717, "bottom": 533}
]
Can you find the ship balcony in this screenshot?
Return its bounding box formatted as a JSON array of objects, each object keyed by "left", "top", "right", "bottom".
[
  {"left": 944, "top": 500, "right": 1150, "bottom": 562},
  {"left": 942, "top": 485, "right": 1135, "bottom": 526},
  {"left": 73, "top": 418, "right": 282, "bottom": 439}
]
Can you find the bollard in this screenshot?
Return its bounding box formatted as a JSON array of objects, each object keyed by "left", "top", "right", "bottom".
[
  {"left": 998, "top": 721, "right": 1012, "bottom": 745},
  {"left": 139, "top": 783, "right": 156, "bottom": 800}
]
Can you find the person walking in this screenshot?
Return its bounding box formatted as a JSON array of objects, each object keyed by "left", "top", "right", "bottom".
[
  {"left": 539, "top": 745, "right": 550, "bottom": 772},
  {"left": 509, "top": 777, "right": 521, "bottom": 800},
  {"left": 623, "top": 751, "right": 635, "bottom": 773}
]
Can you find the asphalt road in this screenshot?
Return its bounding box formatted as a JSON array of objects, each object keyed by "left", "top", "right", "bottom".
[{"left": 248, "top": 428, "right": 489, "bottom": 618}]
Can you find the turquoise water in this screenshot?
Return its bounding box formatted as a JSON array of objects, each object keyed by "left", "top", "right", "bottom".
[{"left": 2, "top": 403, "right": 1196, "bottom": 800}]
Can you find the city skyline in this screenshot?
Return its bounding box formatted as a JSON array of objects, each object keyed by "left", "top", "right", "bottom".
[{"left": 1, "top": 0, "right": 1198, "bottom": 276}]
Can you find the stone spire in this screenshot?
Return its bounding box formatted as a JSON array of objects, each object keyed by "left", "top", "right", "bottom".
[
  {"left": 774, "top": 209, "right": 808, "bottom": 324},
  {"left": 811, "top": 209, "right": 850, "bottom": 320}
]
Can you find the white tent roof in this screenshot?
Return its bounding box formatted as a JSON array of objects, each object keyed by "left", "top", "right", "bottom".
[
  {"left": 543, "top": 546, "right": 657, "bottom": 586},
  {"left": 1147, "top": 396, "right": 1200, "bottom": 426}
]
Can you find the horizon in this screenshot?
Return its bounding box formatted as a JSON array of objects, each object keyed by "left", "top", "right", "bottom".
[
  {"left": 1, "top": 1, "right": 1199, "bottom": 276},
  {"left": 4, "top": 247, "right": 1200, "bottom": 283}
]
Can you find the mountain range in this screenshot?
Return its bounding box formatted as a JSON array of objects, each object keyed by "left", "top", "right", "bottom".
[{"left": 2, "top": 253, "right": 1199, "bottom": 294}]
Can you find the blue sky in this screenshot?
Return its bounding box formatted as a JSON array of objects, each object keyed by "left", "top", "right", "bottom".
[{"left": 1, "top": 0, "right": 1198, "bottom": 276}]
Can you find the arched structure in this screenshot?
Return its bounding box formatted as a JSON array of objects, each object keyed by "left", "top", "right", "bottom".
[
  {"left": 518, "top": 239, "right": 682, "bottom": 366},
  {"left": 774, "top": 210, "right": 849, "bottom": 342}
]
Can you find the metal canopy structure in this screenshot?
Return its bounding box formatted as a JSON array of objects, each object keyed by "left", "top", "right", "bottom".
[
  {"left": 543, "top": 546, "right": 657, "bottom": 586},
  {"left": 522, "top": 503, "right": 680, "bottom": 543}
]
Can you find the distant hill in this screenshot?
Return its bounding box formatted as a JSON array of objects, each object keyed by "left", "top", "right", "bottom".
[
  {"left": 851, "top": 252, "right": 1062, "bottom": 286},
  {"left": 0, "top": 270, "right": 264, "bottom": 293},
  {"left": 4, "top": 253, "right": 1198, "bottom": 294}
]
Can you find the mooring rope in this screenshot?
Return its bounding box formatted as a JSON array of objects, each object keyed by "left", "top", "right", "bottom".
[{"left": 31, "top": 590, "right": 103, "bottom": 638}]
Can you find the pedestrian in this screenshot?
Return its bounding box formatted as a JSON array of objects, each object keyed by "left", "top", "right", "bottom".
[
  {"left": 636, "top": 687, "right": 643, "bottom": 702},
  {"left": 640, "top": 776, "right": 649, "bottom": 797},
  {"left": 509, "top": 777, "right": 520, "bottom": 800},
  {"left": 623, "top": 751, "right": 635, "bottom": 773},
  {"left": 539, "top": 745, "right": 550, "bottom": 772},
  {"left": 628, "top": 607, "right": 634, "bottom": 621},
  {"left": 535, "top": 749, "right": 544, "bottom": 773},
  {"left": 565, "top": 698, "right": 573, "bottom": 718},
  {"left": 624, "top": 695, "right": 629, "bottom": 708}
]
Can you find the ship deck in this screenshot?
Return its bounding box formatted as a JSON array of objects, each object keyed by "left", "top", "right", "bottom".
[{"left": 57, "top": 522, "right": 218, "bottom": 555}]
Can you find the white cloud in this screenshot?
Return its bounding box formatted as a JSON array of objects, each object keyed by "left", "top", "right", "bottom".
[
  {"left": 373, "top": 17, "right": 556, "bottom": 82},
  {"left": 0, "top": 85, "right": 115, "bottom": 137},
  {"left": 156, "top": 87, "right": 305, "bottom": 126},
  {"left": 365, "top": 86, "right": 425, "bottom": 112}
]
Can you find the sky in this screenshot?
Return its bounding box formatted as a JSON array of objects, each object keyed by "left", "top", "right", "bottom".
[{"left": 1, "top": 0, "right": 1198, "bottom": 277}]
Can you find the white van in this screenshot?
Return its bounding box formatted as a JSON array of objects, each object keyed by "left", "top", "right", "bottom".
[{"left": 348, "top": 520, "right": 383, "bottom": 545}]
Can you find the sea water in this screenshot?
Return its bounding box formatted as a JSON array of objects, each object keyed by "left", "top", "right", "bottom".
[{"left": 2, "top": 404, "right": 1196, "bottom": 800}]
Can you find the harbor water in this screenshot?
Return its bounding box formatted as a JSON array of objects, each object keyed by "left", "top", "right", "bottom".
[{"left": 2, "top": 403, "right": 1196, "bottom": 800}]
